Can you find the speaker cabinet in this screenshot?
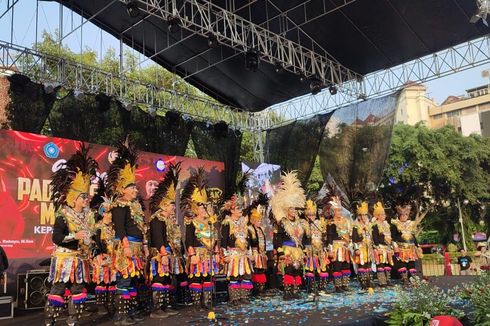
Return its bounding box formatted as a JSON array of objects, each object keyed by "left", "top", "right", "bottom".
[
  {"left": 213, "top": 274, "right": 228, "bottom": 304},
  {"left": 0, "top": 296, "right": 13, "bottom": 319},
  {"left": 17, "top": 270, "right": 50, "bottom": 309}
]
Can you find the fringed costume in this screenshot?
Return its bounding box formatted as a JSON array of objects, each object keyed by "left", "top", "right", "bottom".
[
  {"left": 270, "top": 171, "right": 306, "bottom": 300},
  {"left": 327, "top": 197, "right": 353, "bottom": 292},
  {"left": 148, "top": 163, "right": 182, "bottom": 319},
  {"left": 371, "top": 202, "right": 394, "bottom": 287},
  {"left": 303, "top": 200, "right": 330, "bottom": 294},
  {"left": 182, "top": 168, "right": 219, "bottom": 309},
  {"left": 351, "top": 202, "right": 373, "bottom": 290},
  {"left": 391, "top": 204, "right": 422, "bottom": 285},
  {"left": 45, "top": 144, "right": 97, "bottom": 326}
]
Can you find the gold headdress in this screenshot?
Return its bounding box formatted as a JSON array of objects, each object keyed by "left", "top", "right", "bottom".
[
  {"left": 269, "top": 171, "right": 306, "bottom": 222},
  {"left": 395, "top": 204, "right": 412, "bottom": 216},
  {"left": 356, "top": 201, "right": 369, "bottom": 215},
  {"left": 180, "top": 167, "right": 209, "bottom": 217},
  {"left": 244, "top": 192, "right": 269, "bottom": 225},
  {"left": 51, "top": 143, "right": 98, "bottom": 210},
  {"left": 149, "top": 162, "right": 181, "bottom": 214},
  {"left": 373, "top": 201, "right": 385, "bottom": 217},
  {"left": 106, "top": 139, "right": 138, "bottom": 197},
  {"left": 305, "top": 199, "right": 317, "bottom": 215}
]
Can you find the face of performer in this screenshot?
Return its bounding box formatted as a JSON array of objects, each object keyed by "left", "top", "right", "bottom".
[
  {"left": 399, "top": 212, "right": 409, "bottom": 222},
  {"left": 333, "top": 207, "right": 342, "bottom": 219},
  {"left": 376, "top": 211, "right": 386, "bottom": 222},
  {"left": 100, "top": 203, "right": 112, "bottom": 223},
  {"left": 358, "top": 213, "right": 369, "bottom": 224},
  {"left": 73, "top": 193, "right": 89, "bottom": 212},
  {"left": 161, "top": 201, "right": 176, "bottom": 217},
  {"left": 145, "top": 180, "right": 159, "bottom": 199},
  {"left": 122, "top": 184, "right": 138, "bottom": 201},
  {"left": 306, "top": 211, "right": 316, "bottom": 221},
  {"left": 287, "top": 207, "right": 296, "bottom": 219},
  {"left": 252, "top": 218, "right": 261, "bottom": 227},
  {"left": 231, "top": 207, "right": 242, "bottom": 220},
  {"left": 196, "top": 202, "right": 209, "bottom": 218}
]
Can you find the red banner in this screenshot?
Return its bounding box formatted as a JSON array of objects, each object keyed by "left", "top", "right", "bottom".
[{"left": 0, "top": 129, "right": 224, "bottom": 260}]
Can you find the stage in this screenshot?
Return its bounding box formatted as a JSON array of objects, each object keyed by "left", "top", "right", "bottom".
[{"left": 2, "top": 276, "right": 474, "bottom": 326}]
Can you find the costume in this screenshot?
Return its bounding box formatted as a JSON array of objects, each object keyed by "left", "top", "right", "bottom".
[
  {"left": 270, "top": 171, "right": 306, "bottom": 300},
  {"left": 246, "top": 193, "right": 269, "bottom": 296},
  {"left": 182, "top": 168, "right": 219, "bottom": 309},
  {"left": 391, "top": 204, "right": 422, "bottom": 285},
  {"left": 45, "top": 144, "right": 97, "bottom": 326},
  {"left": 107, "top": 140, "right": 147, "bottom": 325},
  {"left": 148, "top": 163, "right": 182, "bottom": 318},
  {"left": 326, "top": 197, "right": 352, "bottom": 292},
  {"left": 303, "top": 200, "right": 329, "bottom": 293},
  {"left": 351, "top": 202, "right": 373, "bottom": 290},
  {"left": 371, "top": 202, "right": 394, "bottom": 287}
]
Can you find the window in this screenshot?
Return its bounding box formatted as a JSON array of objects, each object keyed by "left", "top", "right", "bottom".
[{"left": 447, "top": 110, "right": 461, "bottom": 118}]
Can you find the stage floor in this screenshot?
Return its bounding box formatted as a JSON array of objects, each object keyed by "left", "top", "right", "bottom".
[{"left": 2, "top": 276, "right": 475, "bottom": 326}]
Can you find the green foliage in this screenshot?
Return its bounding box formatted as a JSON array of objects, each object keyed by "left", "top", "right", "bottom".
[
  {"left": 386, "top": 277, "right": 464, "bottom": 326},
  {"left": 447, "top": 243, "right": 459, "bottom": 252},
  {"left": 307, "top": 155, "right": 323, "bottom": 194},
  {"left": 458, "top": 272, "right": 490, "bottom": 326}
]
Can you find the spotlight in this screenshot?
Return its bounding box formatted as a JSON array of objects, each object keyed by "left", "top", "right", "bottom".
[
  {"left": 167, "top": 15, "right": 181, "bottom": 33},
  {"left": 95, "top": 93, "right": 111, "bottom": 111},
  {"left": 122, "top": 102, "right": 133, "bottom": 112},
  {"left": 245, "top": 49, "right": 259, "bottom": 72},
  {"left": 309, "top": 77, "right": 323, "bottom": 95},
  {"left": 329, "top": 85, "right": 337, "bottom": 95},
  {"left": 155, "top": 159, "right": 166, "bottom": 172},
  {"left": 44, "top": 82, "right": 61, "bottom": 94},
  {"left": 299, "top": 74, "right": 308, "bottom": 83},
  {"left": 214, "top": 121, "right": 229, "bottom": 137},
  {"left": 126, "top": 0, "right": 141, "bottom": 18},
  {"left": 207, "top": 34, "right": 219, "bottom": 48},
  {"left": 148, "top": 105, "right": 157, "bottom": 117},
  {"left": 165, "top": 110, "right": 180, "bottom": 124},
  {"left": 73, "top": 89, "right": 84, "bottom": 100}
]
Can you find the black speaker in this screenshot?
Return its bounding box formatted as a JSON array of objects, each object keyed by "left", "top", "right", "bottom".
[
  {"left": 17, "top": 270, "right": 50, "bottom": 309},
  {"left": 213, "top": 274, "right": 228, "bottom": 304}
]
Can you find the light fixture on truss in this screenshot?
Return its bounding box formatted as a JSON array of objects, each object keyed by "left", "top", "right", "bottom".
[{"left": 470, "top": 0, "right": 490, "bottom": 26}]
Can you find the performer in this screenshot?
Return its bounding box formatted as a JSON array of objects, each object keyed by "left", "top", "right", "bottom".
[
  {"left": 107, "top": 140, "right": 148, "bottom": 325},
  {"left": 90, "top": 186, "right": 117, "bottom": 316},
  {"left": 246, "top": 194, "right": 269, "bottom": 296},
  {"left": 303, "top": 200, "right": 329, "bottom": 294},
  {"left": 351, "top": 202, "right": 373, "bottom": 290},
  {"left": 270, "top": 171, "right": 306, "bottom": 300},
  {"left": 391, "top": 204, "right": 422, "bottom": 285},
  {"left": 221, "top": 194, "right": 253, "bottom": 305},
  {"left": 148, "top": 163, "right": 182, "bottom": 318},
  {"left": 326, "top": 197, "right": 352, "bottom": 293},
  {"left": 181, "top": 168, "right": 219, "bottom": 309},
  {"left": 45, "top": 144, "right": 97, "bottom": 326},
  {"left": 371, "top": 201, "right": 394, "bottom": 287}
]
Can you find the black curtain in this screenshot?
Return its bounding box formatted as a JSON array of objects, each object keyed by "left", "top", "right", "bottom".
[
  {"left": 318, "top": 92, "right": 400, "bottom": 205},
  {"left": 1, "top": 76, "right": 56, "bottom": 133},
  {"left": 265, "top": 112, "right": 332, "bottom": 186},
  {"left": 191, "top": 121, "right": 242, "bottom": 197}
]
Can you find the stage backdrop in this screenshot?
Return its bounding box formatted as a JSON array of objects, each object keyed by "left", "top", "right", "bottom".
[{"left": 0, "top": 129, "right": 224, "bottom": 295}]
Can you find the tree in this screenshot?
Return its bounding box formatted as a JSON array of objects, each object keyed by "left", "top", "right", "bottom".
[{"left": 379, "top": 123, "right": 490, "bottom": 233}]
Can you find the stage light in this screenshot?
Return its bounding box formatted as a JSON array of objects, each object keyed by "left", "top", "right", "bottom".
[
  {"left": 329, "top": 85, "right": 337, "bottom": 95},
  {"left": 73, "top": 89, "right": 84, "bottom": 100},
  {"left": 126, "top": 1, "right": 141, "bottom": 18},
  {"left": 299, "top": 74, "right": 307, "bottom": 83},
  {"left": 245, "top": 49, "right": 259, "bottom": 72},
  {"left": 214, "top": 121, "right": 229, "bottom": 137},
  {"left": 148, "top": 105, "right": 157, "bottom": 117},
  {"left": 165, "top": 110, "right": 180, "bottom": 123},
  {"left": 309, "top": 77, "right": 323, "bottom": 95},
  {"left": 167, "top": 15, "right": 181, "bottom": 33},
  {"left": 207, "top": 34, "right": 219, "bottom": 48},
  {"left": 95, "top": 93, "right": 111, "bottom": 112},
  {"left": 43, "top": 82, "right": 61, "bottom": 94},
  {"left": 155, "top": 159, "right": 166, "bottom": 172},
  {"left": 471, "top": 0, "right": 490, "bottom": 26},
  {"left": 274, "top": 61, "right": 284, "bottom": 74}
]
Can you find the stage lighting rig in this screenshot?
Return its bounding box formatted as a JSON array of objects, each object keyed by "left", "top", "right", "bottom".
[
  {"left": 329, "top": 85, "right": 338, "bottom": 95},
  {"left": 245, "top": 49, "right": 259, "bottom": 72},
  {"left": 207, "top": 34, "right": 219, "bottom": 48},
  {"left": 470, "top": 0, "right": 490, "bottom": 26},
  {"left": 274, "top": 61, "right": 285, "bottom": 74},
  {"left": 309, "top": 77, "right": 323, "bottom": 95},
  {"left": 167, "top": 15, "right": 181, "bottom": 33},
  {"left": 126, "top": 1, "right": 141, "bottom": 18}
]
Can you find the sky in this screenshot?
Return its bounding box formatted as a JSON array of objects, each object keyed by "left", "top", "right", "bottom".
[{"left": 0, "top": 0, "right": 489, "bottom": 107}]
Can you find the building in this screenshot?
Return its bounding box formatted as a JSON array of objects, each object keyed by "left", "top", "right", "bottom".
[{"left": 395, "top": 82, "right": 438, "bottom": 126}]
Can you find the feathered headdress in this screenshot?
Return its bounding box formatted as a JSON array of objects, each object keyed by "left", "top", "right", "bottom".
[
  {"left": 356, "top": 201, "right": 369, "bottom": 215},
  {"left": 90, "top": 176, "right": 114, "bottom": 219},
  {"left": 305, "top": 199, "right": 317, "bottom": 215},
  {"left": 106, "top": 138, "right": 138, "bottom": 197},
  {"left": 149, "top": 162, "right": 181, "bottom": 214},
  {"left": 51, "top": 143, "right": 98, "bottom": 210},
  {"left": 269, "top": 171, "right": 306, "bottom": 222},
  {"left": 244, "top": 192, "right": 269, "bottom": 224},
  {"left": 395, "top": 204, "right": 412, "bottom": 216},
  {"left": 373, "top": 201, "right": 385, "bottom": 217},
  {"left": 221, "top": 172, "right": 250, "bottom": 216},
  {"left": 180, "top": 167, "right": 208, "bottom": 217}
]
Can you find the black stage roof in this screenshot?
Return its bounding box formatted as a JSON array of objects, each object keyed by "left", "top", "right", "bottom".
[{"left": 52, "top": 0, "right": 488, "bottom": 112}]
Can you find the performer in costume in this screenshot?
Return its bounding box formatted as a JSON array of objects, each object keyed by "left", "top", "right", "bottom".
[
  {"left": 391, "top": 204, "right": 422, "bottom": 285},
  {"left": 90, "top": 182, "right": 117, "bottom": 316},
  {"left": 45, "top": 144, "right": 97, "bottom": 326},
  {"left": 246, "top": 193, "right": 269, "bottom": 296},
  {"left": 148, "top": 162, "right": 182, "bottom": 319},
  {"left": 371, "top": 201, "right": 394, "bottom": 287},
  {"left": 270, "top": 171, "right": 306, "bottom": 300},
  {"left": 221, "top": 194, "right": 253, "bottom": 305},
  {"left": 182, "top": 168, "right": 219, "bottom": 309},
  {"left": 303, "top": 199, "right": 330, "bottom": 294},
  {"left": 107, "top": 140, "right": 148, "bottom": 326},
  {"left": 327, "top": 197, "right": 353, "bottom": 292},
  {"left": 351, "top": 202, "right": 373, "bottom": 290}
]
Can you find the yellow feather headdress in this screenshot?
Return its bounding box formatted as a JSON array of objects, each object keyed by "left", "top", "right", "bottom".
[
  {"left": 373, "top": 201, "right": 385, "bottom": 217},
  {"left": 270, "top": 171, "right": 306, "bottom": 222},
  {"left": 305, "top": 199, "right": 317, "bottom": 214},
  {"left": 107, "top": 139, "right": 138, "bottom": 197},
  {"left": 149, "top": 162, "right": 181, "bottom": 214},
  {"left": 356, "top": 201, "right": 369, "bottom": 215}
]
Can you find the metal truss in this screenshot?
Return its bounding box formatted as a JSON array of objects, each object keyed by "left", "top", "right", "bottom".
[
  {"left": 121, "top": 0, "right": 363, "bottom": 97},
  {"left": 0, "top": 41, "right": 255, "bottom": 130},
  {"left": 264, "top": 35, "right": 490, "bottom": 126}
]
